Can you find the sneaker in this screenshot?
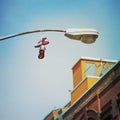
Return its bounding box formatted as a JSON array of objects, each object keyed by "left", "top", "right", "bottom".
[{"left": 38, "top": 50, "right": 45, "bottom": 59}]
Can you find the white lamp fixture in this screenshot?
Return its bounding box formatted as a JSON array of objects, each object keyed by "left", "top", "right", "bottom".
[{"left": 64, "top": 28, "right": 99, "bottom": 44}]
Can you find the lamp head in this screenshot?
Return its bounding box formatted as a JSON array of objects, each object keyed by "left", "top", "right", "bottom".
[{"left": 64, "top": 28, "right": 99, "bottom": 44}]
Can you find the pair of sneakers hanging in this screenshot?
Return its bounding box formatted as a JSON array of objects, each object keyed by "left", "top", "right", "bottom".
[{"left": 34, "top": 37, "right": 49, "bottom": 59}]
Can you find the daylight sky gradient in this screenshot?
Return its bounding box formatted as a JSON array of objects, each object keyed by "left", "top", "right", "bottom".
[{"left": 0, "top": 0, "right": 120, "bottom": 120}]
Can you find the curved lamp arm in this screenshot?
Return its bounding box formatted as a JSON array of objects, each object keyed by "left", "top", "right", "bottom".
[{"left": 0, "top": 29, "right": 66, "bottom": 41}]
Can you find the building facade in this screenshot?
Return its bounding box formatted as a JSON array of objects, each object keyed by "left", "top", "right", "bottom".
[{"left": 44, "top": 57, "right": 120, "bottom": 120}]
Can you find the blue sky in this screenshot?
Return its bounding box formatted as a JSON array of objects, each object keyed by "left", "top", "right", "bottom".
[{"left": 0, "top": 0, "right": 120, "bottom": 120}]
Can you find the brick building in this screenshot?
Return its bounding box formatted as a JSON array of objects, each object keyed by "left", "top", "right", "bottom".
[{"left": 44, "top": 57, "right": 120, "bottom": 120}]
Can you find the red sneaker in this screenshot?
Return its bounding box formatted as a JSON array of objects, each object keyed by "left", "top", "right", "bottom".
[{"left": 38, "top": 50, "right": 45, "bottom": 59}]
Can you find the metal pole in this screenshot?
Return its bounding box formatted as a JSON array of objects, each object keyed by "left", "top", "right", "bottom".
[{"left": 0, "top": 29, "right": 66, "bottom": 41}]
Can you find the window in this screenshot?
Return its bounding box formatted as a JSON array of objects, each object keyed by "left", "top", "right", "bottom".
[
  {"left": 103, "top": 115, "right": 112, "bottom": 120},
  {"left": 117, "top": 93, "right": 120, "bottom": 112},
  {"left": 88, "top": 117, "right": 95, "bottom": 120},
  {"left": 101, "top": 101, "right": 113, "bottom": 120},
  {"left": 85, "top": 63, "right": 96, "bottom": 76},
  {"left": 80, "top": 109, "right": 98, "bottom": 120},
  {"left": 117, "top": 98, "right": 120, "bottom": 112}
]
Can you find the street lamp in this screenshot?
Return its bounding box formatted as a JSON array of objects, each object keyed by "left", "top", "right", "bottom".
[
  {"left": 0, "top": 28, "right": 99, "bottom": 43},
  {"left": 0, "top": 28, "right": 99, "bottom": 59}
]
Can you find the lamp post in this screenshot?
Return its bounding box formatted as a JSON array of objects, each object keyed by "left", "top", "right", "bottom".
[{"left": 0, "top": 28, "right": 99, "bottom": 43}]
